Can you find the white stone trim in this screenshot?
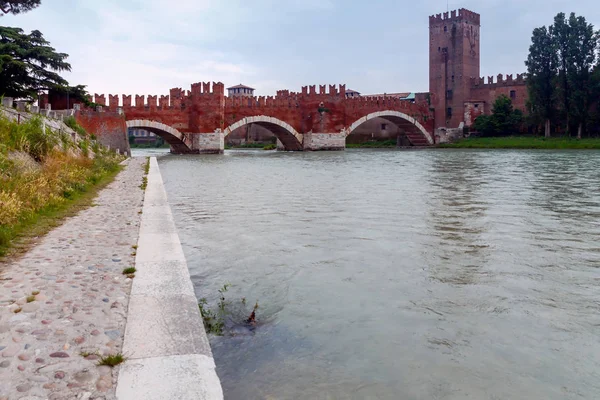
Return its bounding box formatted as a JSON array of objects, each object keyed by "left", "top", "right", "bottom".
[
  {"left": 347, "top": 110, "right": 434, "bottom": 144},
  {"left": 116, "top": 157, "right": 223, "bottom": 399},
  {"left": 125, "top": 119, "right": 184, "bottom": 143},
  {"left": 224, "top": 115, "right": 303, "bottom": 144}
]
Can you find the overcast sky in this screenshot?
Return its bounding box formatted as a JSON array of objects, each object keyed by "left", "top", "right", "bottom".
[{"left": 4, "top": 0, "right": 599, "bottom": 97}]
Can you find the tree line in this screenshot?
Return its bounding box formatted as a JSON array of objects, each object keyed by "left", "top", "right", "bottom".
[
  {"left": 475, "top": 12, "right": 600, "bottom": 138},
  {"left": 526, "top": 12, "right": 600, "bottom": 138}
]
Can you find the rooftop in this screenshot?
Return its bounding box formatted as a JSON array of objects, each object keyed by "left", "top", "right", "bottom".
[{"left": 227, "top": 84, "right": 255, "bottom": 90}]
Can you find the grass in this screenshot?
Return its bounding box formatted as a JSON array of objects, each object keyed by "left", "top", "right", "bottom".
[
  {"left": 263, "top": 144, "right": 277, "bottom": 150},
  {"left": 26, "top": 295, "right": 35, "bottom": 303},
  {"left": 0, "top": 113, "right": 124, "bottom": 259},
  {"left": 122, "top": 267, "right": 136, "bottom": 275},
  {"left": 79, "top": 350, "right": 99, "bottom": 358},
  {"left": 97, "top": 353, "right": 126, "bottom": 367},
  {"left": 31, "top": 290, "right": 39, "bottom": 295},
  {"left": 439, "top": 136, "right": 600, "bottom": 149},
  {"left": 13, "top": 307, "right": 22, "bottom": 313},
  {"left": 346, "top": 139, "right": 397, "bottom": 148}
]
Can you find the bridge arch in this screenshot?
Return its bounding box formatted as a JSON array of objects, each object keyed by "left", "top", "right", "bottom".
[
  {"left": 224, "top": 115, "right": 304, "bottom": 151},
  {"left": 126, "top": 120, "right": 193, "bottom": 153},
  {"left": 347, "top": 111, "right": 434, "bottom": 146}
]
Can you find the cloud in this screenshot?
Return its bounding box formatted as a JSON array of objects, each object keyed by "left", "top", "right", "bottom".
[{"left": 3, "top": 0, "right": 599, "bottom": 96}]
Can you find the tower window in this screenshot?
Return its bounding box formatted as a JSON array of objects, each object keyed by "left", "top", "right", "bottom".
[
  {"left": 474, "top": 104, "right": 479, "bottom": 109},
  {"left": 446, "top": 90, "right": 453, "bottom": 99},
  {"left": 444, "top": 26, "right": 448, "bottom": 32},
  {"left": 451, "top": 75, "right": 455, "bottom": 82},
  {"left": 447, "top": 107, "right": 453, "bottom": 117},
  {"left": 510, "top": 90, "right": 516, "bottom": 99},
  {"left": 438, "top": 47, "right": 441, "bottom": 52},
  {"left": 381, "top": 123, "right": 388, "bottom": 131}
]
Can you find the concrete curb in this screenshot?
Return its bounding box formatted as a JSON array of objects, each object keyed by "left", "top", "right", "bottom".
[{"left": 116, "top": 157, "right": 224, "bottom": 399}]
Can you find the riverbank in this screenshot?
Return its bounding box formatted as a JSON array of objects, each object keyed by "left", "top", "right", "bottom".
[
  {"left": 439, "top": 136, "right": 600, "bottom": 149},
  {"left": 0, "top": 113, "right": 125, "bottom": 257},
  {"left": 0, "top": 157, "right": 146, "bottom": 399},
  {"left": 346, "top": 140, "right": 397, "bottom": 148}
]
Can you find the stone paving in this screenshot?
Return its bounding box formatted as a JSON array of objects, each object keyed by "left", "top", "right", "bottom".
[{"left": 0, "top": 157, "right": 146, "bottom": 400}]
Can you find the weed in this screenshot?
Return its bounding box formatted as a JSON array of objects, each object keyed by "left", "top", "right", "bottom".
[
  {"left": 13, "top": 307, "right": 22, "bottom": 313},
  {"left": 31, "top": 290, "right": 40, "bottom": 295},
  {"left": 140, "top": 176, "right": 148, "bottom": 190},
  {"left": 143, "top": 157, "right": 150, "bottom": 174},
  {"left": 198, "top": 284, "right": 261, "bottom": 336},
  {"left": 97, "top": 353, "right": 126, "bottom": 367},
  {"left": 131, "top": 245, "right": 138, "bottom": 250},
  {"left": 122, "top": 267, "right": 136, "bottom": 275},
  {"left": 79, "top": 350, "right": 99, "bottom": 358},
  {"left": 26, "top": 295, "right": 35, "bottom": 303},
  {"left": 263, "top": 144, "right": 277, "bottom": 150}
]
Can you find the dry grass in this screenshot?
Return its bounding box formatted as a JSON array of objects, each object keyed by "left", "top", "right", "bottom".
[{"left": 0, "top": 114, "right": 124, "bottom": 258}]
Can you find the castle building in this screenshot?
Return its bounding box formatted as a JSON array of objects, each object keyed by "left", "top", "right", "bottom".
[
  {"left": 227, "top": 84, "right": 255, "bottom": 97},
  {"left": 429, "top": 8, "right": 528, "bottom": 131}
]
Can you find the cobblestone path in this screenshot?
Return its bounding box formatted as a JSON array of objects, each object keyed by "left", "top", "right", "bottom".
[{"left": 0, "top": 158, "right": 146, "bottom": 400}]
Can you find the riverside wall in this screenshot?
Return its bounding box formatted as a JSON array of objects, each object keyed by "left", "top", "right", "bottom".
[{"left": 115, "top": 157, "right": 223, "bottom": 399}]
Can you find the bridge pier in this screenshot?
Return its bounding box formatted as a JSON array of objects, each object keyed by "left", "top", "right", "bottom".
[
  {"left": 302, "top": 131, "right": 346, "bottom": 151},
  {"left": 190, "top": 131, "right": 224, "bottom": 154}
]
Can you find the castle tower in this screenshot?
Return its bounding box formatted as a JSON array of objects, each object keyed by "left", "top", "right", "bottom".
[{"left": 429, "top": 9, "right": 480, "bottom": 129}]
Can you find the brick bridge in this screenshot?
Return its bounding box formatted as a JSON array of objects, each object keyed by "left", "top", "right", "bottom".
[{"left": 83, "top": 82, "right": 435, "bottom": 153}]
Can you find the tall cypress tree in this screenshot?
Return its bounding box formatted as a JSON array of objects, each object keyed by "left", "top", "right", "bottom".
[{"left": 526, "top": 26, "right": 558, "bottom": 137}]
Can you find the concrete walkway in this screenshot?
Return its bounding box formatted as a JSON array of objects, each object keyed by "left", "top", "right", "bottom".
[
  {"left": 0, "top": 158, "right": 145, "bottom": 399},
  {"left": 115, "top": 157, "right": 223, "bottom": 399}
]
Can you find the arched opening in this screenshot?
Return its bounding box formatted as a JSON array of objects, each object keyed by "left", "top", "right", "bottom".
[
  {"left": 347, "top": 111, "right": 433, "bottom": 147},
  {"left": 224, "top": 116, "right": 303, "bottom": 151},
  {"left": 125, "top": 120, "right": 193, "bottom": 154}
]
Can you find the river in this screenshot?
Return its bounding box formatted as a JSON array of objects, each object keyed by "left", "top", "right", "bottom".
[{"left": 149, "top": 149, "right": 600, "bottom": 399}]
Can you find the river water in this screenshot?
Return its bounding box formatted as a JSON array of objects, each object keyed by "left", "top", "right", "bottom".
[{"left": 153, "top": 149, "right": 600, "bottom": 400}]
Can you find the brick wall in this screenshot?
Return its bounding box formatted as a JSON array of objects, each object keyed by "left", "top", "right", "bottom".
[{"left": 75, "top": 112, "right": 130, "bottom": 155}]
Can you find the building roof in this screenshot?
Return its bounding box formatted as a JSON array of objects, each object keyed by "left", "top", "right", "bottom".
[
  {"left": 346, "top": 89, "right": 361, "bottom": 94},
  {"left": 227, "top": 84, "right": 255, "bottom": 90},
  {"left": 366, "top": 92, "right": 411, "bottom": 99}
]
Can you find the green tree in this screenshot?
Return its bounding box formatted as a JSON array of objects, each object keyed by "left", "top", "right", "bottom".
[
  {"left": 526, "top": 26, "right": 558, "bottom": 137},
  {"left": 473, "top": 95, "right": 523, "bottom": 136},
  {"left": 0, "top": 27, "right": 71, "bottom": 100},
  {"left": 553, "top": 13, "right": 572, "bottom": 133},
  {"left": 0, "top": 0, "right": 40, "bottom": 15},
  {"left": 565, "top": 13, "right": 599, "bottom": 138}
]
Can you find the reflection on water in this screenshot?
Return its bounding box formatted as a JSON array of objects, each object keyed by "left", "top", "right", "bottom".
[{"left": 159, "top": 149, "right": 600, "bottom": 400}]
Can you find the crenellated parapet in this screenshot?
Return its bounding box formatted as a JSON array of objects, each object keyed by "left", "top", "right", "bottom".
[
  {"left": 470, "top": 73, "right": 526, "bottom": 88},
  {"left": 109, "top": 94, "right": 119, "bottom": 109},
  {"left": 299, "top": 84, "right": 346, "bottom": 98},
  {"left": 429, "top": 8, "right": 480, "bottom": 25},
  {"left": 94, "top": 94, "right": 106, "bottom": 106}
]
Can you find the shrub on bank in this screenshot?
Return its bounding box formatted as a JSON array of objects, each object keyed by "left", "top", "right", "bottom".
[
  {"left": 439, "top": 136, "right": 600, "bottom": 149},
  {"left": 0, "top": 114, "right": 124, "bottom": 255}
]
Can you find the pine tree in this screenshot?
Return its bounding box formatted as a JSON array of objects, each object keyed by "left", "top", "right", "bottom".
[
  {"left": 0, "top": 0, "right": 41, "bottom": 15},
  {"left": 0, "top": 27, "right": 71, "bottom": 99}
]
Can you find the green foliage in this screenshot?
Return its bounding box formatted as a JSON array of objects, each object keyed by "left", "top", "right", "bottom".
[
  {"left": 198, "top": 283, "right": 260, "bottom": 336},
  {"left": 0, "top": 113, "right": 123, "bottom": 256},
  {"left": 440, "top": 136, "right": 600, "bottom": 149},
  {"left": 122, "top": 267, "right": 136, "bottom": 275},
  {"left": 473, "top": 95, "right": 523, "bottom": 136},
  {"left": 0, "top": 0, "right": 41, "bottom": 15},
  {"left": 346, "top": 139, "right": 397, "bottom": 148},
  {"left": 97, "top": 353, "right": 125, "bottom": 367},
  {"left": 526, "top": 12, "right": 600, "bottom": 137},
  {"left": 526, "top": 25, "right": 557, "bottom": 136},
  {"left": 0, "top": 115, "right": 57, "bottom": 161},
  {"left": 0, "top": 27, "right": 70, "bottom": 100},
  {"left": 263, "top": 143, "right": 277, "bottom": 150},
  {"left": 64, "top": 116, "right": 87, "bottom": 137}
]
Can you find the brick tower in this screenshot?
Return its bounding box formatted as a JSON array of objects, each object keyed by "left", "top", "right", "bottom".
[{"left": 429, "top": 9, "right": 480, "bottom": 129}]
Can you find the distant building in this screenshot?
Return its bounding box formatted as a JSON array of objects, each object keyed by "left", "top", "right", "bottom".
[
  {"left": 345, "top": 89, "right": 361, "bottom": 98},
  {"left": 227, "top": 84, "right": 255, "bottom": 97},
  {"left": 128, "top": 128, "right": 156, "bottom": 143}
]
